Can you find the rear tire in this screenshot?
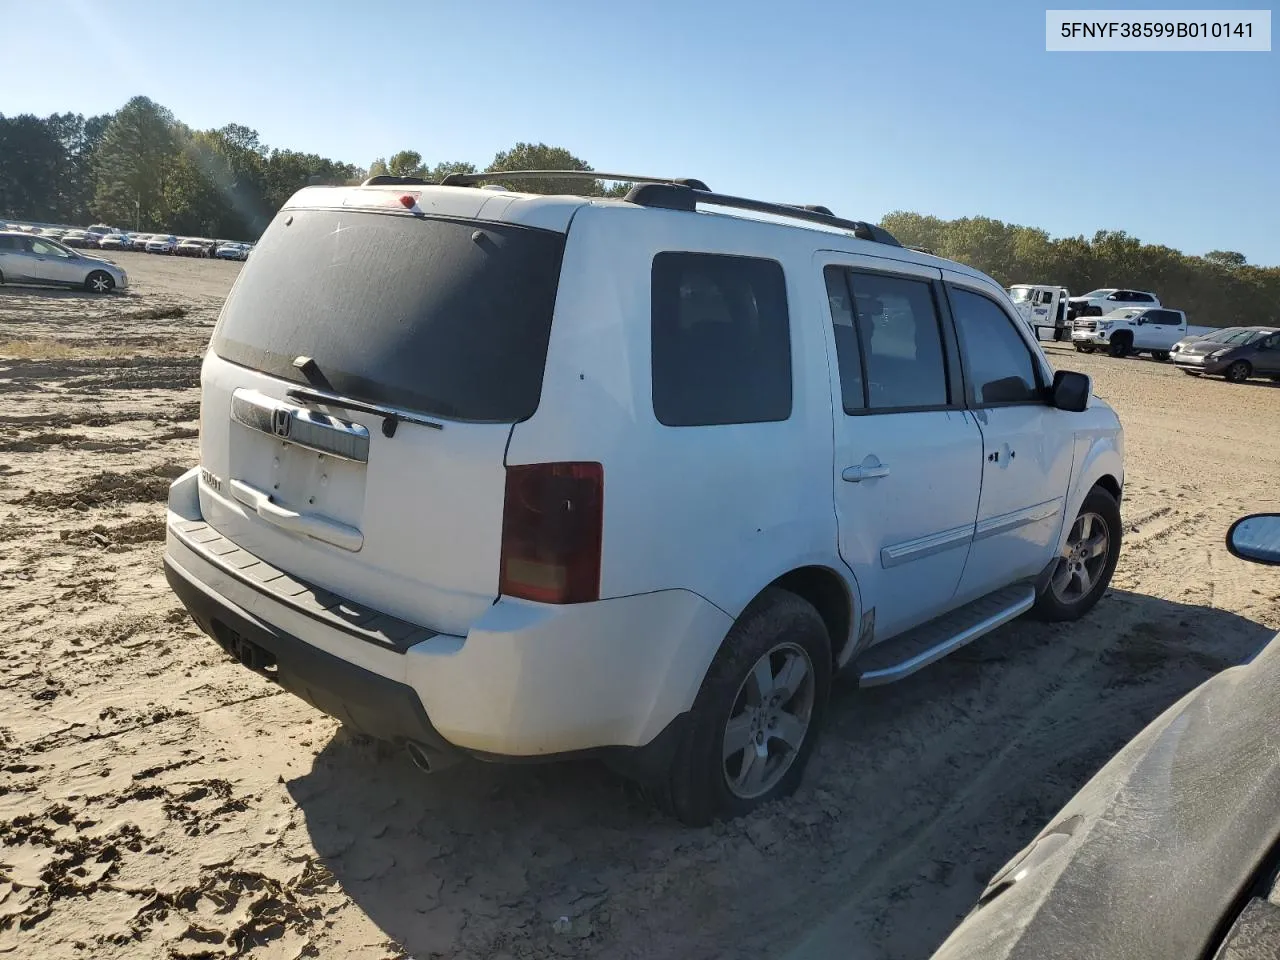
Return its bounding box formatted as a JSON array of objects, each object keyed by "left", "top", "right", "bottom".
[
  {"left": 1225, "top": 360, "right": 1252, "bottom": 383},
  {"left": 1032, "top": 486, "right": 1121, "bottom": 623},
  {"left": 1108, "top": 335, "right": 1132, "bottom": 358},
  {"left": 648, "top": 588, "right": 831, "bottom": 826},
  {"left": 85, "top": 270, "right": 114, "bottom": 294},
  {"left": 1074, "top": 344, "right": 1095, "bottom": 354}
]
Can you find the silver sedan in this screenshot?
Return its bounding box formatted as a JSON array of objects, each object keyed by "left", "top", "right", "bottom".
[{"left": 0, "top": 231, "right": 129, "bottom": 293}]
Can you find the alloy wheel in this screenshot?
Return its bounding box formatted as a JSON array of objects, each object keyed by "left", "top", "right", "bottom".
[
  {"left": 1051, "top": 511, "right": 1110, "bottom": 604},
  {"left": 722, "top": 641, "right": 815, "bottom": 799}
]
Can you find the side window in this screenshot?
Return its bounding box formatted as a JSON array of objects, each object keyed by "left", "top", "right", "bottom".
[
  {"left": 31, "top": 239, "right": 69, "bottom": 258},
  {"left": 651, "top": 252, "right": 791, "bottom": 426},
  {"left": 0, "top": 236, "right": 18, "bottom": 251},
  {"left": 1154, "top": 310, "right": 1178, "bottom": 324},
  {"left": 822, "top": 267, "right": 865, "bottom": 412},
  {"left": 1134, "top": 293, "right": 1155, "bottom": 304},
  {"left": 845, "top": 270, "right": 949, "bottom": 410},
  {"left": 949, "top": 286, "right": 1043, "bottom": 405}
]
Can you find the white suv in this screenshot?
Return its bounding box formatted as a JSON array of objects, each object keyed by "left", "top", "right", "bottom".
[{"left": 164, "top": 173, "right": 1124, "bottom": 824}]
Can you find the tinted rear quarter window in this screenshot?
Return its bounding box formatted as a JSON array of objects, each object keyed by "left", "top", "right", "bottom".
[
  {"left": 651, "top": 252, "right": 792, "bottom": 426},
  {"left": 211, "top": 207, "right": 565, "bottom": 422}
]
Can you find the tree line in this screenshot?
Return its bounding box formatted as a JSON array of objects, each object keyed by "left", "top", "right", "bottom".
[
  {"left": 880, "top": 215, "right": 1276, "bottom": 327},
  {"left": 2, "top": 96, "right": 1274, "bottom": 326},
  {"left": 0, "top": 97, "right": 606, "bottom": 242}
]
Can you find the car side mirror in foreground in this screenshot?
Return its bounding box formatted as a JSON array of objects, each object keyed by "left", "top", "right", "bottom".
[
  {"left": 1051, "top": 370, "right": 1090, "bottom": 412},
  {"left": 1227, "top": 514, "right": 1280, "bottom": 566}
]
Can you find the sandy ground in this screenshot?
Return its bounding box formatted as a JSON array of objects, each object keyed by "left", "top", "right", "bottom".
[{"left": 2, "top": 252, "right": 1280, "bottom": 960}]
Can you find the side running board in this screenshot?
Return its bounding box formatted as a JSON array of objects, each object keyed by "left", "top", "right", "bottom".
[{"left": 855, "top": 584, "right": 1036, "bottom": 687}]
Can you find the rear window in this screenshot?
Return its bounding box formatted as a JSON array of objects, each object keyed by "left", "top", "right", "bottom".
[{"left": 211, "top": 207, "right": 566, "bottom": 422}]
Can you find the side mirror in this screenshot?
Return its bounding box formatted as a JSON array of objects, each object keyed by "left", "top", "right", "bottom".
[
  {"left": 1051, "top": 370, "right": 1090, "bottom": 412},
  {"left": 1227, "top": 514, "right": 1280, "bottom": 566}
]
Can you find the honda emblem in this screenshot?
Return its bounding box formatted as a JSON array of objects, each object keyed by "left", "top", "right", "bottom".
[{"left": 272, "top": 408, "right": 292, "bottom": 439}]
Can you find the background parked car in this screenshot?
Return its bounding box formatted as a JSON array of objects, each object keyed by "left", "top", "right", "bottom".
[
  {"left": 85, "top": 224, "right": 118, "bottom": 245},
  {"left": 61, "top": 230, "right": 93, "bottom": 248},
  {"left": 931, "top": 512, "right": 1280, "bottom": 960},
  {"left": 214, "top": 242, "right": 249, "bottom": 261},
  {"left": 0, "top": 231, "right": 128, "bottom": 293},
  {"left": 97, "top": 233, "right": 132, "bottom": 251},
  {"left": 177, "top": 238, "right": 215, "bottom": 257},
  {"left": 146, "top": 235, "right": 179, "bottom": 255},
  {"left": 1172, "top": 326, "right": 1280, "bottom": 382},
  {"left": 1067, "top": 288, "right": 1160, "bottom": 319}
]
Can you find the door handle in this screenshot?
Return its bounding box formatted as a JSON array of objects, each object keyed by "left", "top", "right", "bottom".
[{"left": 842, "top": 464, "right": 890, "bottom": 483}]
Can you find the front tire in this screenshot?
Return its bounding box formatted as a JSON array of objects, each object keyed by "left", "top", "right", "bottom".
[
  {"left": 1108, "top": 335, "right": 1132, "bottom": 358},
  {"left": 1152, "top": 351, "right": 1170, "bottom": 362},
  {"left": 1225, "top": 360, "right": 1252, "bottom": 383},
  {"left": 650, "top": 589, "right": 831, "bottom": 826},
  {"left": 85, "top": 270, "right": 115, "bottom": 294},
  {"left": 1074, "top": 343, "right": 1096, "bottom": 354},
  {"left": 1032, "top": 486, "right": 1121, "bottom": 622}
]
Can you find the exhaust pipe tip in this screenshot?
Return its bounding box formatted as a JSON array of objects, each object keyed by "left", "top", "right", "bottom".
[{"left": 405, "top": 740, "right": 434, "bottom": 773}]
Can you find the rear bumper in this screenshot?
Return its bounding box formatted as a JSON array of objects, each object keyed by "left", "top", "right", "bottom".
[
  {"left": 165, "top": 553, "right": 458, "bottom": 760},
  {"left": 163, "top": 467, "right": 732, "bottom": 759}
]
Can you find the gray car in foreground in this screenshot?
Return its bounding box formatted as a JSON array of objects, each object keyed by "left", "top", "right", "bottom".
[
  {"left": 0, "top": 231, "right": 128, "bottom": 293},
  {"left": 932, "top": 512, "right": 1280, "bottom": 960}
]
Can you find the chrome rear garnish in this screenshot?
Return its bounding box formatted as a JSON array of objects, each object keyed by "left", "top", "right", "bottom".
[{"left": 231, "top": 389, "right": 370, "bottom": 462}]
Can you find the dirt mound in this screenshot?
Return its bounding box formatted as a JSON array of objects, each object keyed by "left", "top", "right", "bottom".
[
  {"left": 61, "top": 517, "right": 167, "bottom": 548},
  {"left": 18, "top": 462, "right": 188, "bottom": 510}
]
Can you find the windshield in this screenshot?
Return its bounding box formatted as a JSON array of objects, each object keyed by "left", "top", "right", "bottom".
[
  {"left": 1080, "top": 289, "right": 1114, "bottom": 299},
  {"left": 211, "top": 207, "right": 566, "bottom": 422},
  {"left": 1008, "top": 287, "right": 1032, "bottom": 302},
  {"left": 1203, "top": 327, "right": 1262, "bottom": 345},
  {"left": 1102, "top": 309, "right": 1142, "bottom": 319}
]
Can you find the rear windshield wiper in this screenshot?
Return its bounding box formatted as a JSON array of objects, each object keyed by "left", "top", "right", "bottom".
[{"left": 285, "top": 387, "right": 444, "bottom": 437}]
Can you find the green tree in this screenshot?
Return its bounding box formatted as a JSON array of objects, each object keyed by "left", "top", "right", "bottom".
[
  {"left": 0, "top": 114, "right": 66, "bottom": 220},
  {"left": 486, "top": 142, "right": 601, "bottom": 195},
  {"left": 387, "top": 150, "right": 423, "bottom": 177},
  {"left": 92, "top": 96, "right": 179, "bottom": 229},
  {"left": 427, "top": 159, "right": 477, "bottom": 181},
  {"left": 1204, "top": 250, "right": 1247, "bottom": 269},
  {"left": 879, "top": 212, "right": 1280, "bottom": 328}
]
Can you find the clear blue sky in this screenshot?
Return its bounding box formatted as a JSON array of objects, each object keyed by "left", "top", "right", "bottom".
[{"left": 5, "top": 0, "right": 1278, "bottom": 263}]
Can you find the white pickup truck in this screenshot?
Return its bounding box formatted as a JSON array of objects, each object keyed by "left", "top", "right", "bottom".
[{"left": 1072, "top": 307, "right": 1188, "bottom": 359}]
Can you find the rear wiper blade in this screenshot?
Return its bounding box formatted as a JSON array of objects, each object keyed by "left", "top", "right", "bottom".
[{"left": 285, "top": 387, "right": 444, "bottom": 438}]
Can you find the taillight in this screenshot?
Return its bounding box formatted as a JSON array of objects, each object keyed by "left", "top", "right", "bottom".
[{"left": 499, "top": 462, "right": 603, "bottom": 604}]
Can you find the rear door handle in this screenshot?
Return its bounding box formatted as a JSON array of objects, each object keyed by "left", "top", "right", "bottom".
[{"left": 842, "top": 464, "right": 890, "bottom": 483}]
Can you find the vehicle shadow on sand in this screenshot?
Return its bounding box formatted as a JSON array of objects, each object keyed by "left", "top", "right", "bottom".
[{"left": 284, "top": 589, "right": 1276, "bottom": 959}]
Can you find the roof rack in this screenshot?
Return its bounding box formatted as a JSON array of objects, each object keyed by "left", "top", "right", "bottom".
[
  {"left": 439, "top": 170, "right": 712, "bottom": 192},
  {"left": 434, "top": 170, "right": 901, "bottom": 247},
  {"left": 623, "top": 182, "right": 901, "bottom": 247}
]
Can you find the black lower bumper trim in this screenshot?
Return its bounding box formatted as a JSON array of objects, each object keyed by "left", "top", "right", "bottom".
[
  {"left": 165, "top": 556, "right": 460, "bottom": 762},
  {"left": 165, "top": 554, "right": 688, "bottom": 776}
]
